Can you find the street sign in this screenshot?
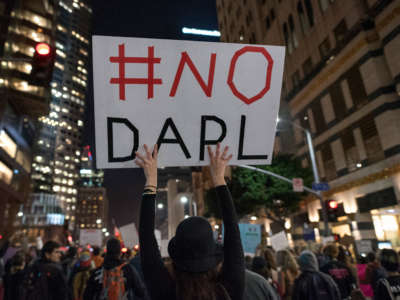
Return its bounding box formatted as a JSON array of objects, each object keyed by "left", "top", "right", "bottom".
[
  {"left": 312, "top": 182, "right": 330, "bottom": 191},
  {"left": 92, "top": 36, "right": 286, "bottom": 168},
  {"left": 292, "top": 178, "right": 304, "bottom": 192}
]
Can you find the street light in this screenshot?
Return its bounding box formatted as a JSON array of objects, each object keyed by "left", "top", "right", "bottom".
[
  {"left": 17, "top": 211, "right": 23, "bottom": 217},
  {"left": 157, "top": 203, "right": 164, "bottom": 209},
  {"left": 96, "top": 219, "right": 101, "bottom": 224},
  {"left": 180, "top": 196, "right": 188, "bottom": 204},
  {"left": 278, "top": 118, "right": 330, "bottom": 236},
  {"left": 105, "top": 232, "right": 109, "bottom": 237},
  {"left": 102, "top": 228, "right": 107, "bottom": 232}
]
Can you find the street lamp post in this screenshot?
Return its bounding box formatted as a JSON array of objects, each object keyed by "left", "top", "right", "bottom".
[{"left": 278, "top": 118, "right": 330, "bottom": 236}]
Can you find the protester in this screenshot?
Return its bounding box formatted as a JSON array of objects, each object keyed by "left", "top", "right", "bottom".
[
  {"left": 91, "top": 246, "right": 103, "bottom": 268},
  {"left": 276, "top": 249, "right": 299, "bottom": 300},
  {"left": 72, "top": 251, "right": 93, "bottom": 300},
  {"left": 357, "top": 255, "right": 374, "bottom": 299},
  {"left": 320, "top": 243, "right": 357, "bottom": 300},
  {"left": 83, "top": 238, "right": 146, "bottom": 300},
  {"left": 3, "top": 251, "right": 26, "bottom": 300},
  {"left": 374, "top": 249, "right": 400, "bottom": 300},
  {"left": 20, "top": 240, "right": 68, "bottom": 300},
  {"left": 138, "top": 144, "right": 245, "bottom": 300},
  {"left": 292, "top": 250, "right": 340, "bottom": 300},
  {"left": 251, "top": 256, "right": 280, "bottom": 296},
  {"left": 245, "top": 268, "right": 280, "bottom": 300},
  {"left": 264, "top": 248, "right": 279, "bottom": 283},
  {"left": 61, "top": 246, "right": 78, "bottom": 282},
  {"left": 337, "top": 245, "right": 359, "bottom": 286},
  {"left": 362, "top": 252, "right": 386, "bottom": 294}
]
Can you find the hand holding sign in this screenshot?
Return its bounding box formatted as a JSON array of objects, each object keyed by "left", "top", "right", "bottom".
[
  {"left": 135, "top": 144, "right": 158, "bottom": 188},
  {"left": 207, "top": 143, "right": 232, "bottom": 187}
]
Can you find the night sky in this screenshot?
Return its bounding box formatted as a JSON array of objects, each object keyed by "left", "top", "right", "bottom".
[{"left": 86, "top": 0, "right": 219, "bottom": 228}]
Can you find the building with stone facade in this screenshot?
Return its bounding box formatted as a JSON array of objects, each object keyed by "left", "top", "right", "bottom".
[{"left": 216, "top": 0, "right": 400, "bottom": 247}]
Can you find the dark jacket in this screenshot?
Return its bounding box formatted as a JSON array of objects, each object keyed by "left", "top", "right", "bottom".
[
  {"left": 139, "top": 185, "right": 245, "bottom": 300},
  {"left": 244, "top": 269, "right": 279, "bottom": 300},
  {"left": 83, "top": 255, "right": 146, "bottom": 300},
  {"left": 374, "top": 275, "right": 400, "bottom": 300},
  {"left": 293, "top": 251, "right": 341, "bottom": 300},
  {"left": 320, "top": 259, "right": 356, "bottom": 299}
]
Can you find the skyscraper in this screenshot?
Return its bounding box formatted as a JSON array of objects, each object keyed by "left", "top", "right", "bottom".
[
  {"left": 216, "top": 0, "right": 400, "bottom": 243},
  {"left": 0, "top": 0, "right": 56, "bottom": 238},
  {"left": 26, "top": 0, "right": 91, "bottom": 234}
]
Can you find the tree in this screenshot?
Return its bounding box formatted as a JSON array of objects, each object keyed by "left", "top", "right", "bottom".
[{"left": 204, "top": 155, "right": 313, "bottom": 229}]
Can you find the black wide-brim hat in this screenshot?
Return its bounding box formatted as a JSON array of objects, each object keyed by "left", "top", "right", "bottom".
[{"left": 168, "top": 216, "right": 223, "bottom": 273}]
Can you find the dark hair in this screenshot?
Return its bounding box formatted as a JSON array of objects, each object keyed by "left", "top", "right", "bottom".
[
  {"left": 92, "top": 246, "right": 100, "bottom": 256},
  {"left": 41, "top": 241, "right": 60, "bottom": 257},
  {"left": 380, "top": 249, "right": 399, "bottom": 272},
  {"left": 174, "top": 265, "right": 220, "bottom": 300},
  {"left": 337, "top": 246, "right": 350, "bottom": 265},
  {"left": 367, "top": 252, "right": 376, "bottom": 263},
  {"left": 323, "top": 244, "right": 339, "bottom": 259},
  {"left": 263, "top": 248, "right": 277, "bottom": 270},
  {"left": 66, "top": 246, "right": 77, "bottom": 258}
]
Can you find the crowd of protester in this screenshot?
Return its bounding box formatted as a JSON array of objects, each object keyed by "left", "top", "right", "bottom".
[{"left": 0, "top": 144, "right": 400, "bottom": 300}]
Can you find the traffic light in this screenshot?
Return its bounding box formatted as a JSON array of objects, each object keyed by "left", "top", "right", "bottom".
[
  {"left": 30, "top": 42, "right": 55, "bottom": 86},
  {"left": 326, "top": 199, "right": 339, "bottom": 222}
]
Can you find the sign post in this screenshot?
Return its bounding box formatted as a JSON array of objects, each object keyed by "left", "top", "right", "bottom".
[{"left": 92, "top": 36, "right": 285, "bottom": 168}]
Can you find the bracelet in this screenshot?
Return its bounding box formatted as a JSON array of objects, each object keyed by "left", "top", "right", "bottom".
[{"left": 144, "top": 185, "right": 157, "bottom": 189}]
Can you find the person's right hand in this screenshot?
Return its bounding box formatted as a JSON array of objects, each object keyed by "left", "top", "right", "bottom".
[
  {"left": 207, "top": 143, "right": 232, "bottom": 187},
  {"left": 135, "top": 144, "right": 158, "bottom": 188}
]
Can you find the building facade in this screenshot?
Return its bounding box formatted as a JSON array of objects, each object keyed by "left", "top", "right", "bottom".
[
  {"left": 28, "top": 0, "right": 91, "bottom": 231},
  {"left": 216, "top": 0, "right": 400, "bottom": 247},
  {"left": 0, "top": 0, "right": 56, "bottom": 239}
]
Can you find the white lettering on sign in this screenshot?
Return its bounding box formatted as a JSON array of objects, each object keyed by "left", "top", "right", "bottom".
[{"left": 92, "top": 36, "right": 285, "bottom": 168}]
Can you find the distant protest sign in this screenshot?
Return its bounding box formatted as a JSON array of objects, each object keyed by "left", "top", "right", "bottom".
[
  {"left": 239, "top": 223, "right": 262, "bottom": 256},
  {"left": 92, "top": 36, "right": 285, "bottom": 168},
  {"left": 79, "top": 229, "right": 102, "bottom": 247}
]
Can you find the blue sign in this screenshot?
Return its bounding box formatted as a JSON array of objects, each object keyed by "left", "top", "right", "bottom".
[
  {"left": 238, "top": 224, "right": 261, "bottom": 255},
  {"left": 312, "top": 182, "right": 330, "bottom": 191}
]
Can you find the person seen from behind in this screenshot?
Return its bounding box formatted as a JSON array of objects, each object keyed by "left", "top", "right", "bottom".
[
  {"left": 361, "top": 252, "right": 386, "bottom": 294},
  {"left": 276, "top": 249, "right": 299, "bottom": 300},
  {"left": 83, "top": 238, "right": 145, "bottom": 300},
  {"left": 320, "top": 243, "right": 357, "bottom": 300},
  {"left": 3, "top": 251, "right": 26, "bottom": 300},
  {"left": 91, "top": 246, "right": 103, "bottom": 268},
  {"left": 264, "top": 248, "right": 279, "bottom": 284},
  {"left": 250, "top": 256, "right": 280, "bottom": 299},
  {"left": 72, "top": 251, "right": 93, "bottom": 300},
  {"left": 292, "top": 250, "right": 341, "bottom": 300},
  {"left": 374, "top": 249, "right": 400, "bottom": 300},
  {"left": 137, "top": 144, "right": 245, "bottom": 300}
]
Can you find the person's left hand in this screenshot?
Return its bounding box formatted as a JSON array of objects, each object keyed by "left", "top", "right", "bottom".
[{"left": 135, "top": 144, "right": 158, "bottom": 187}]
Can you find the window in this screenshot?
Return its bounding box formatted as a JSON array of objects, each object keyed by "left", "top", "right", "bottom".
[
  {"left": 266, "top": 16, "right": 271, "bottom": 29},
  {"left": 334, "top": 20, "right": 348, "bottom": 45},
  {"left": 283, "top": 23, "right": 293, "bottom": 54},
  {"left": 236, "top": 7, "right": 242, "bottom": 19},
  {"left": 270, "top": 8, "right": 276, "bottom": 20},
  {"left": 311, "top": 101, "right": 325, "bottom": 133},
  {"left": 289, "top": 15, "right": 299, "bottom": 49},
  {"left": 321, "top": 144, "right": 336, "bottom": 180},
  {"left": 302, "top": 57, "right": 313, "bottom": 76},
  {"left": 319, "top": 37, "right": 331, "bottom": 59},
  {"left": 304, "top": 0, "right": 314, "bottom": 27},
  {"left": 347, "top": 66, "right": 367, "bottom": 108},
  {"left": 246, "top": 11, "right": 253, "bottom": 26},
  {"left": 319, "top": 0, "right": 329, "bottom": 12},
  {"left": 291, "top": 70, "right": 300, "bottom": 88},
  {"left": 341, "top": 129, "right": 359, "bottom": 172},
  {"left": 359, "top": 114, "right": 385, "bottom": 164},
  {"left": 249, "top": 32, "right": 256, "bottom": 44},
  {"left": 330, "top": 83, "right": 347, "bottom": 120},
  {"left": 0, "top": 130, "right": 17, "bottom": 158},
  {"left": 0, "top": 160, "right": 13, "bottom": 185},
  {"left": 297, "top": 2, "right": 309, "bottom": 34}
]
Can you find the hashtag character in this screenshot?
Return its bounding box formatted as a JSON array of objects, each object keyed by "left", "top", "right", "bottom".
[{"left": 109, "top": 44, "right": 162, "bottom": 100}]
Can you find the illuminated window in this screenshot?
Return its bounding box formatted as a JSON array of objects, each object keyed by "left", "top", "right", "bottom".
[
  {"left": 0, "top": 160, "right": 12, "bottom": 184},
  {"left": 0, "top": 130, "right": 17, "bottom": 158}
]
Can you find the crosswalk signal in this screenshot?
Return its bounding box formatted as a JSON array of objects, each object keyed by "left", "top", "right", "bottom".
[
  {"left": 30, "top": 42, "right": 55, "bottom": 86},
  {"left": 326, "top": 200, "right": 339, "bottom": 222}
]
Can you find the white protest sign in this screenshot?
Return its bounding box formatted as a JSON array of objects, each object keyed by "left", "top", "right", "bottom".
[
  {"left": 292, "top": 178, "right": 304, "bottom": 192},
  {"left": 120, "top": 223, "right": 139, "bottom": 248},
  {"left": 356, "top": 240, "right": 373, "bottom": 254},
  {"left": 79, "top": 229, "right": 102, "bottom": 247},
  {"left": 322, "top": 236, "right": 335, "bottom": 245},
  {"left": 92, "top": 36, "right": 285, "bottom": 168},
  {"left": 270, "top": 231, "right": 289, "bottom": 251}
]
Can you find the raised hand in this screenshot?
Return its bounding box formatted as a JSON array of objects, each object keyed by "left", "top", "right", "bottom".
[
  {"left": 207, "top": 143, "right": 233, "bottom": 187},
  {"left": 135, "top": 144, "right": 158, "bottom": 188}
]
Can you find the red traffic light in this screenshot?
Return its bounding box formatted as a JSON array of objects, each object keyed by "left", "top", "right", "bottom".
[
  {"left": 328, "top": 200, "right": 338, "bottom": 209},
  {"left": 35, "top": 43, "right": 51, "bottom": 56}
]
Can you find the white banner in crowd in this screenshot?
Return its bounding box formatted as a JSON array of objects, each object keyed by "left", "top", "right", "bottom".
[
  {"left": 79, "top": 229, "right": 102, "bottom": 247},
  {"left": 93, "top": 36, "right": 285, "bottom": 168}
]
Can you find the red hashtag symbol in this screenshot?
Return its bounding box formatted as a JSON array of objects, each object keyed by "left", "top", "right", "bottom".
[{"left": 109, "top": 44, "right": 162, "bottom": 100}]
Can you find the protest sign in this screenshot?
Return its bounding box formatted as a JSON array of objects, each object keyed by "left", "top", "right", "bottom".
[
  {"left": 92, "top": 36, "right": 285, "bottom": 168},
  {"left": 239, "top": 223, "right": 262, "bottom": 256},
  {"left": 270, "top": 231, "right": 289, "bottom": 251},
  {"left": 120, "top": 222, "right": 139, "bottom": 248},
  {"left": 79, "top": 229, "right": 102, "bottom": 247}
]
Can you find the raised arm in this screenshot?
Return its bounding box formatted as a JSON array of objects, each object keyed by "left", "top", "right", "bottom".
[
  {"left": 208, "top": 144, "right": 245, "bottom": 300},
  {"left": 136, "top": 144, "right": 174, "bottom": 300}
]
